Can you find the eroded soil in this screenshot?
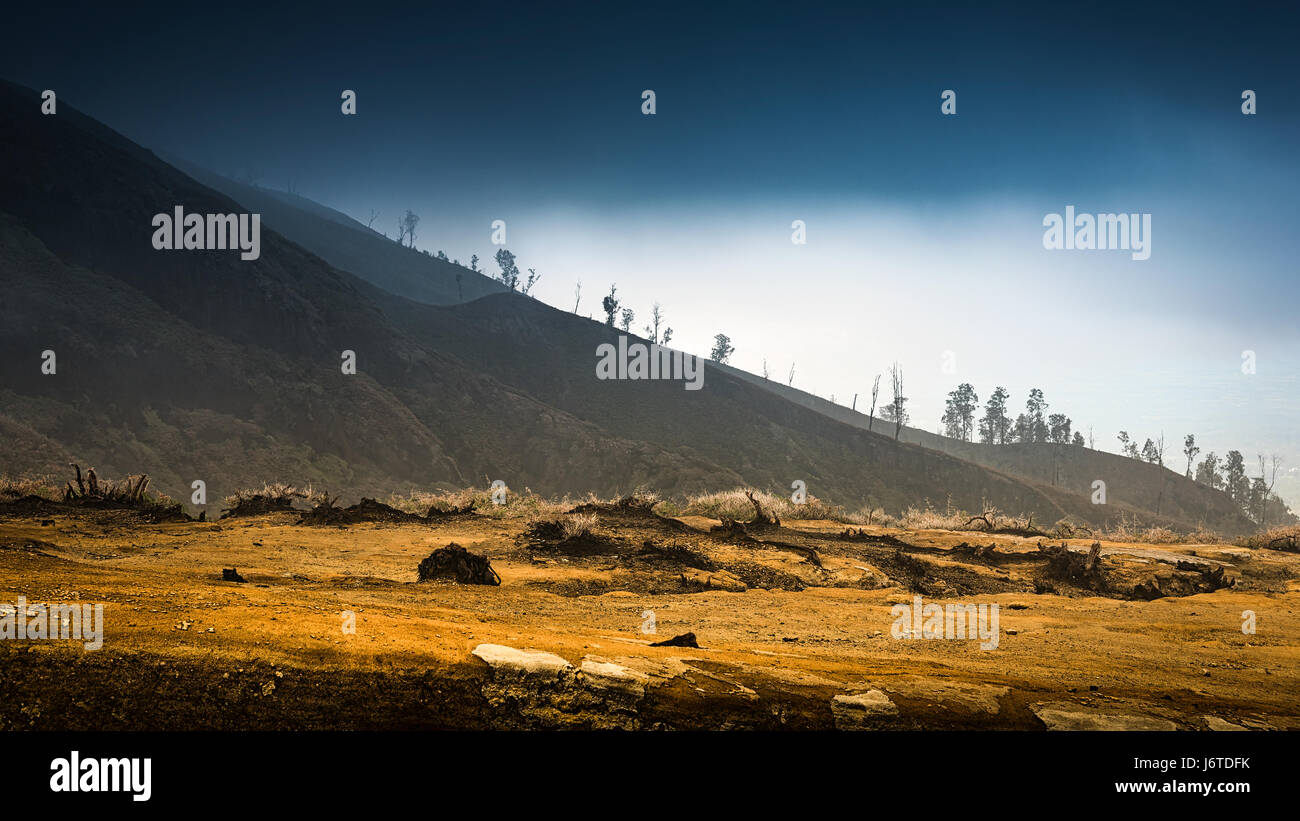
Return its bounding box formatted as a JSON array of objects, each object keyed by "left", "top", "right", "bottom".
[{"left": 1, "top": 500, "right": 1297, "bottom": 730}]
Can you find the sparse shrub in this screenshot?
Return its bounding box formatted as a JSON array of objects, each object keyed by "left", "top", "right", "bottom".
[
  {"left": 561, "top": 513, "right": 598, "bottom": 540},
  {"left": 1098, "top": 514, "right": 1204, "bottom": 545},
  {"left": 1134, "top": 526, "right": 1181, "bottom": 544},
  {"left": 1241, "top": 524, "right": 1300, "bottom": 551},
  {"left": 621, "top": 486, "right": 661, "bottom": 509},
  {"left": 1184, "top": 527, "right": 1223, "bottom": 545},
  {"left": 655, "top": 499, "right": 684, "bottom": 516},
  {"left": 221, "top": 482, "right": 308, "bottom": 517},
  {"left": 681, "top": 487, "right": 858, "bottom": 523},
  {"left": 524, "top": 513, "right": 598, "bottom": 542},
  {"left": 390, "top": 488, "right": 478, "bottom": 515},
  {"left": 683, "top": 489, "right": 778, "bottom": 521},
  {"left": 848, "top": 506, "right": 888, "bottom": 526},
  {"left": 0, "top": 476, "right": 59, "bottom": 501},
  {"left": 390, "top": 486, "right": 570, "bottom": 519},
  {"left": 1051, "top": 517, "right": 1094, "bottom": 539},
  {"left": 1101, "top": 513, "right": 1142, "bottom": 542},
  {"left": 898, "top": 505, "right": 970, "bottom": 530}
]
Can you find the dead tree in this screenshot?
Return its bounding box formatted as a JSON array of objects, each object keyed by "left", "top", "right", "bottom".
[{"left": 744, "top": 490, "right": 780, "bottom": 527}]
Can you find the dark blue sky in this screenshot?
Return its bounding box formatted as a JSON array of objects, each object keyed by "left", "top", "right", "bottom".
[{"left": 4, "top": 0, "right": 1297, "bottom": 204}]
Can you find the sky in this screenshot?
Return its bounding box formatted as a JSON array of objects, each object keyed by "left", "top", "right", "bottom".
[{"left": 3, "top": 0, "right": 1297, "bottom": 505}]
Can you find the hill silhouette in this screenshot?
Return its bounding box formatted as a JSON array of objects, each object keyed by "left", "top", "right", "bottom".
[{"left": 718, "top": 366, "right": 1257, "bottom": 534}]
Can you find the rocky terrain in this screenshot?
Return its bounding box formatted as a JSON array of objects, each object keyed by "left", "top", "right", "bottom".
[{"left": 2, "top": 494, "right": 1296, "bottom": 730}]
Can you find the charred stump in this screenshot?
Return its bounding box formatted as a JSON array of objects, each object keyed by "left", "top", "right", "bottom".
[{"left": 417, "top": 543, "right": 501, "bottom": 586}]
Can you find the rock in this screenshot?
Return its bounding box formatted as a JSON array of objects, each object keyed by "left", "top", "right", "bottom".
[
  {"left": 221, "top": 568, "right": 246, "bottom": 583},
  {"left": 471, "top": 644, "right": 572, "bottom": 679},
  {"left": 1031, "top": 702, "right": 1178, "bottom": 731},
  {"left": 650, "top": 632, "right": 699, "bottom": 648},
  {"left": 832, "top": 689, "right": 899, "bottom": 729},
  {"left": 1239, "top": 718, "right": 1276, "bottom": 730},
  {"left": 887, "top": 679, "right": 1007, "bottom": 716},
  {"left": 1203, "top": 716, "right": 1248, "bottom": 731},
  {"left": 851, "top": 565, "right": 891, "bottom": 588},
  {"left": 678, "top": 568, "right": 746, "bottom": 592},
  {"left": 579, "top": 657, "right": 650, "bottom": 698}
]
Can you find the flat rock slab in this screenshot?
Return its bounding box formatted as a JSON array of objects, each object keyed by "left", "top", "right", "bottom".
[
  {"left": 1031, "top": 702, "right": 1178, "bottom": 731},
  {"left": 885, "top": 678, "right": 1008, "bottom": 715},
  {"left": 832, "top": 689, "right": 899, "bottom": 729},
  {"left": 1085, "top": 545, "right": 1229, "bottom": 568},
  {"left": 472, "top": 644, "right": 572, "bottom": 678},
  {"left": 1203, "top": 715, "right": 1249, "bottom": 731},
  {"left": 580, "top": 656, "right": 650, "bottom": 697}
]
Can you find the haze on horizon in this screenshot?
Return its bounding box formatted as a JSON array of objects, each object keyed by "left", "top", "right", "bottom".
[{"left": 3, "top": 0, "right": 1296, "bottom": 505}]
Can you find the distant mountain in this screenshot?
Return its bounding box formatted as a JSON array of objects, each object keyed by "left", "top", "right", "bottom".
[
  {"left": 717, "top": 365, "right": 1258, "bottom": 533},
  {"left": 0, "top": 79, "right": 1257, "bottom": 535},
  {"left": 161, "top": 153, "right": 507, "bottom": 306}
]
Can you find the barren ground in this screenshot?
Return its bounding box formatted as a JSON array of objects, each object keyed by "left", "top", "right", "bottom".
[{"left": 2, "top": 498, "right": 1297, "bottom": 730}]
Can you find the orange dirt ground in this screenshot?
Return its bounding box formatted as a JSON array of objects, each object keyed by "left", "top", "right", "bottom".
[{"left": 1, "top": 501, "right": 1296, "bottom": 730}]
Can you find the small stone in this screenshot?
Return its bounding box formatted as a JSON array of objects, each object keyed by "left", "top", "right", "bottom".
[{"left": 832, "top": 689, "right": 899, "bottom": 729}]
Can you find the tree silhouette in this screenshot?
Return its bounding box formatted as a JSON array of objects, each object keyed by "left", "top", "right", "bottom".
[
  {"left": 979, "top": 387, "right": 1010, "bottom": 444},
  {"left": 399, "top": 210, "right": 420, "bottom": 248},
  {"left": 709, "top": 334, "right": 734, "bottom": 364},
  {"left": 941, "top": 383, "right": 978, "bottom": 441},
  {"left": 602, "top": 284, "right": 619, "bottom": 325},
  {"left": 1183, "top": 434, "right": 1200, "bottom": 477},
  {"left": 494, "top": 249, "right": 520, "bottom": 290}
]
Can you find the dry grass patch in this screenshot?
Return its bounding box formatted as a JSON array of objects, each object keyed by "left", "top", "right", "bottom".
[
  {"left": 388, "top": 486, "right": 575, "bottom": 519},
  {"left": 1242, "top": 524, "right": 1300, "bottom": 551},
  {"left": 680, "top": 488, "right": 861, "bottom": 523},
  {"left": 0, "top": 476, "right": 59, "bottom": 501}
]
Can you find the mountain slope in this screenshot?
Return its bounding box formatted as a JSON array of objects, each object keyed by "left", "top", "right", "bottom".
[
  {"left": 161, "top": 154, "right": 507, "bottom": 306},
  {"left": 0, "top": 80, "right": 1256, "bottom": 534},
  {"left": 0, "top": 80, "right": 718, "bottom": 500},
  {"left": 716, "top": 364, "right": 1258, "bottom": 534}
]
